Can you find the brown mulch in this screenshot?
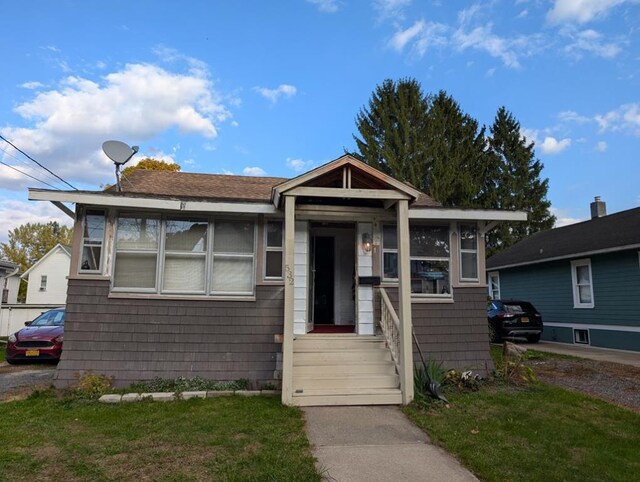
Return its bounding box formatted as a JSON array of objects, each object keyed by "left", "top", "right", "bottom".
[{"left": 527, "top": 356, "right": 640, "bottom": 412}]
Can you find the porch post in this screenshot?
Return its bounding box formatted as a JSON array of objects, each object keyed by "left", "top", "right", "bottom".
[
  {"left": 281, "top": 195, "right": 296, "bottom": 405},
  {"left": 396, "top": 199, "right": 414, "bottom": 404}
]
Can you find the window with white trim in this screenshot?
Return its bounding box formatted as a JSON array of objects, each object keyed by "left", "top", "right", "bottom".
[
  {"left": 574, "top": 329, "right": 590, "bottom": 344},
  {"left": 571, "top": 259, "right": 594, "bottom": 308},
  {"left": 163, "top": 218, "right": 208, "bottom": 293},
  {"left": 80, "top": 210, "right": 106, "bottom": 273},
  {"left": 113, "top": 216, "right": 160, "bottom": 290},
  {"left": 40, "top": 275, "right": 47, "bottom": 291},
  {"left": 382, "top": 224, "right": 451, "bottom": 296},
  {"left": 113, "top": 215, "right": 256, "bottom": 296},
  {"left": 459, "top": 223, "right": 478, "bottom": 281},
  {"left": 264, "top": 221, "right": 284, "bottom": 279},
  {"left": 488, "top": 272, "right": 500, "bottom": 300}
]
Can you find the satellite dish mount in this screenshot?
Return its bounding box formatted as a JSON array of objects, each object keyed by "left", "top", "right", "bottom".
[{"left": 102, "top": 140, "right": 139, "bottom": 192}]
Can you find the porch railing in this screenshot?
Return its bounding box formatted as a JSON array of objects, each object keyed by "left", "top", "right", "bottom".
[{"left": 379, "top": 287, "right": 401, "bottom": 373}]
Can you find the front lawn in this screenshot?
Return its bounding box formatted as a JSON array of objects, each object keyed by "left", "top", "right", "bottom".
[
  {"left": 406, "top": 347, "right": 640, "bottom": 481},
  {"left": 0, "top": 392, "right": 321, "bottom": 481}
]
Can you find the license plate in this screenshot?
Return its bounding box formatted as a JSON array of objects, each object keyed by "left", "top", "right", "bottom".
[
  {"left": 521, "top": 317, "right": 529, "bottom": 323},
  {"left": 25, "top": 349, "right": 40, "bottom": 357}
]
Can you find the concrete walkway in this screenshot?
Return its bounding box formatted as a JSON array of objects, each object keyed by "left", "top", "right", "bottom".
[
  {"left": 303, "top": 406, "right": 477, "bottom": 482},
  {"left": 533, "top": 341, "right": 640, "bottom": 368}
]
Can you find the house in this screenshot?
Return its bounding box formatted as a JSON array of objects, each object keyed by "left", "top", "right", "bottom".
[
  {"left": 487, "top": 197, "right": 640, "bottom": 352},
  {"left": 28, "top": 154, "right": 525, "bottom": 405},
  {"left": 21, "top": 243, "right": 71, "bottom": 305},
  {"left": 0, "top": 260, "right": 20, "bottom": 304}
]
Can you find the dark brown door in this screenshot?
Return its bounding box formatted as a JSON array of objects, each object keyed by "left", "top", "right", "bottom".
[{"left": 312, "top": 236, "right": 334, "bottom": 324}]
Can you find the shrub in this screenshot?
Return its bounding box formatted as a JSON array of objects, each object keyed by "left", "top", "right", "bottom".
[
  {"left": 72, "top": 372, "right": 114, "bottom": 399},
  {"left": 444, "top": 369, "right": 481, "bottom": 392},
  {"left": 494, "top": 342, "right": 537, "bottom": 384},
  {"left": 129, "top": 377, "right": 249, "bottom": 393}
]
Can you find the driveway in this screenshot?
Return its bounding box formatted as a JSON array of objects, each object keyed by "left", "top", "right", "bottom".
[
  {"left": 0, "top": 362, "right": 55, "bottom": 400},
  {"left": 533, "top": 341, "right": 640, "bottom": 368}
]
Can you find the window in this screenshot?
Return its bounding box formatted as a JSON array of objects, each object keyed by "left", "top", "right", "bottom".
[
  {"left": 459, "top": 224, "right": 478, "bottom": 281},
  {"left": 163, "top": 218, "right": 208, "bottom": 293},
  {"left": 574, "top": 329, "right": 590, "bottom": 345},
  {"left": 382, "top": 224, "right": 451, "bottom": 296},
  {"left": 264, "top": 221, "right": 284, "bottom": 279},
  {"left": 40, "top": 275, "right": 47, "bottom": 291},
  {"left": 488, "top": 272, "right": 500, "bottom": 300},
  {"left": 571, "top": 259, "right": 594, "bottom": 308},
  {"left": 112, "top": 215, "right": 256, "bottom": 296},
  {"left": 80, "top": 210, "right": 106, "bottom": 273},
  {"left": 113, "top": 216, "right": 160, "bottom": 290}
]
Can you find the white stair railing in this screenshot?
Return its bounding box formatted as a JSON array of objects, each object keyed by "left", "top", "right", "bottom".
[{"left": 379, "top": 287, "right": 401, "bottom": 373}]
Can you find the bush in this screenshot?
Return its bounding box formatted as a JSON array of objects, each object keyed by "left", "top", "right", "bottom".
[
  {"left": 129, "top": 377, "right": 249, "bottom": 393},
  {"left": 71, "top": 372, "right": 114, "bottom": 400},
  {"left": 494, "top": 342, "right": 537, "bottom": 384},
  {"left": 444, "top": 369, "right": 481, "bottom": 392}
]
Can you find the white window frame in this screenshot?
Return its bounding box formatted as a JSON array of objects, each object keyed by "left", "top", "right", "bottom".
[
  {"left": 488, "top": 271, "right": 500, "bottom": 300},
  {"left": 264, "top": 220, "right": 284, "bottom": 280},
  {"left": 382, "top": 224, "right": 398, "bottom": 282},
  {"left": 458, "top": 223, "right": 479, "bottom": 282},
  {"left": 40, "top": 275, "right": 47, "bottom": 291},
  {"left": 161, "top": 217, "right": 209, "bottom": 295},
  {"left": 381, "top": 223, "right": 452, "bottom": 298},
  {"left": 574, "top": 328, "right": 590, "bottom": 345},
  {"left": 79, "top": 209, "right": 106, "bottom": 274},
  {"left": 210, "top": 219, "right": 256, "bottom": 296},
  {"left": 571, "top": 258, "right": 594, "bottom": 309}
]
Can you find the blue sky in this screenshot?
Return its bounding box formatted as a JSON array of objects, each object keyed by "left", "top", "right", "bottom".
[{"left": 1, "top": 0, "right": 639, "bottom": 241}]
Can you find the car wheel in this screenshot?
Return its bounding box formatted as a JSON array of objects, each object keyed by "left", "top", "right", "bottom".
[
  {"left": 488, "top": 323, "right": 502, "bottom": 343},
  {"left": 527, "top": 334, "right": 541, "bottom": 343},
  {"left": 6, "top": 358, "right": 17, "bottom": 365}
]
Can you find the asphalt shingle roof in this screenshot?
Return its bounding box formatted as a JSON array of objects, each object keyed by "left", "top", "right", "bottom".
[{"left": 487, "top": 206, "right": 640, "bottom": 269}]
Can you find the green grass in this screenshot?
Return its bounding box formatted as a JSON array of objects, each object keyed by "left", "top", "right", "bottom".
[
  {"left": 406, "top": 347, "right": 640, "bottom": 481},
  {"left": 0, "top": 392, "right": 321, "bottom": 481},
  {"left": 0, "top": 337, "right": 6, "bottom": 363}
]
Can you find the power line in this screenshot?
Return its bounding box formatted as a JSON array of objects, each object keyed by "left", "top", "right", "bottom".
[
  {"left": 0, "top": 159, "right": 61, "bottom": 190},
  {"left": 0, "top": 145, "right": 64, "bottom": 188},
  {"left": 0, "top": 134, "right": 77, "bottom": 190}
]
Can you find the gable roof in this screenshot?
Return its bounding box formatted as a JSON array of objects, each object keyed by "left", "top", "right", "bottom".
[
  {"left": 487, "top": 206, "right": 640, "bottom": 270},
  {"left": 21, "top": 243, "right": 72, "bottom": 280}
]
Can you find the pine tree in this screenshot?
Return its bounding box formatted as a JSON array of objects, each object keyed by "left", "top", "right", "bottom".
[{"left": 486, "top": 107, "right": 555, "bottom": 255}]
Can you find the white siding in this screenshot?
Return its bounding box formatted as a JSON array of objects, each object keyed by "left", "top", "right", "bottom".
[
  {"left": 293, "top": 221, "right": 309, "bottom": 335},
  {"left": 0, "top": 275, "right": 20, "bottom": 304},
  {"left": 357, "top": 222, "right": 374, "bottom": 335},
  {"left": 25, "top": 248, "right": 70, "bottom": 305}
]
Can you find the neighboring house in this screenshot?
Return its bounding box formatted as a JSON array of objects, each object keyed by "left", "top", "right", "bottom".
[
  {"left": 487, "top": 197, "right": 640, "bottom": 352},
  {"left": 29, "top": 154, "right": 525, "bottom": 405},
  {"left": 0, "top": 260, "right": 20, "bottom": 304},
  {"left": 21, "top": 244, "right": 71, "bottom": 305}
]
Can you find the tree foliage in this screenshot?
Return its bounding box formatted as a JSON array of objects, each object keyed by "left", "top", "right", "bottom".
[
  {"left": 0, "top": 222, "right": 73, "bottom": 301},
  {"left": 121, "top": 158, "right": 181, "bottom": 178},
  {"left": 353, "top": 78, "right": 555, "bottom": 254}
]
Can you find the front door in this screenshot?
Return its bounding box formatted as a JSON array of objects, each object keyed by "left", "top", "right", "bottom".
[{"left": 312, "top": 236, "right": 335, "bottom": 324}]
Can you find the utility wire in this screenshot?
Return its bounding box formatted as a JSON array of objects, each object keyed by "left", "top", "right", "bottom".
[
  {"left": 0, "top": 145, "right": 64, "bottom": 188},
  {"left": 0, "top": 134, "right": 78, "bottom": 190},
  {"left": 0, "top": 159, "right": 61, "bottom": 190}
]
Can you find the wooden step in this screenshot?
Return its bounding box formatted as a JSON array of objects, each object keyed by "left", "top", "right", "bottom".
[
  {"left": 291, "top": 388, "right": 402, "bottom": 406},
  {"left": 294, "top": 340, "right": 386, "bottom": 351},
  {"left": 292, "top": 362, "right": 397, "bottom": 376},
  {"left": 293, "top": 350, "right": 391, "bottom": 365},
  {"left": 293, "top": 374, "right": 400, "bottom": 390}
]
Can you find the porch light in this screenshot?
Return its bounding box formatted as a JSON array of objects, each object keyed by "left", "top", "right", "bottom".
[{"left": 362, "top": 232, "right": 372, "bottom": 253}]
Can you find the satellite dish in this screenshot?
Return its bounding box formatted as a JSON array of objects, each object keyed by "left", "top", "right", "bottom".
[
  {"left": 102, "top": 140, "right": 139, "bottom": 165},
  {"left": 102, "top": 140, "right": 139, "bottom": 192}
]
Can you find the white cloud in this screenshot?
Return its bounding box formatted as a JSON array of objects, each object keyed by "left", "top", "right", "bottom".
[
  {"left": 517, "top": 9, "right": 529, "bottom": 18},
  {"left": 540, "top": 136, "right": 572, "bottom": 154},
  {"left": 595, "top": 103, "right": 640, "bottom": 135},
  {"left": 389, "top": 20, "right": 449, "bottom": 55},
  {"left": 286, "top": 157, "right": 315, "bottom": 173},
  {"left": 389, "top": 21, "right": 425, "bottom": 52},
  {"left": 20, "top": 81, "right": 44, "bottom": 90},
  {"left": 0, "top": 59, "right": 230, "bottom": 189},
  {"left": 596, "top": 141, "right": 608, "bottom": 152},
  {"left": 306, "top": 0, "right": 340, "bottom": 13},
  {"left": 563, "top": 28, "right": 621, "bottom": 59},
  {"left": 374, "top": 0, "right": 412, "bottom": 20},
  {"left": 558, "top": 110, "right": 591, "bottom": 124},
  {"left": 520, "top": 128, "right": 539, "bottom": 145},
  {"left": 231, "top": 120, "right": 239, "bottom": 127},
  {"left": 242, "top": 166, "right": 267, "bottom": 176},
  {"left": 551, "top": 207, "right": 585, "bottom": 228},
  {"left": 254, "top": 84, "right": 298, "bottom": 103},
  {"left": 547, "top": 0, "right": 636, "bottom": 24},
  {"left": 0, "top": 199, "right": 73, "bottom": 243}
]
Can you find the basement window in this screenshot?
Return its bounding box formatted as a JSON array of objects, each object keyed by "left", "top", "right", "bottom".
[{"left": 574, "top": 329, "right": 590, "bottom": 345}]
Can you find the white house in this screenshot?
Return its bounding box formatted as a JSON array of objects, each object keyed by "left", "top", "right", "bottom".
[
  {"left": 0, "top": 260, "right": 20, "bottom": 304},
  {"left": 21, "top": 244, "right": 71, "bottom": 305}
]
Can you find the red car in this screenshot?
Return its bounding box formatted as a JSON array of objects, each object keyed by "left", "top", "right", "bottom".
[{"left": 6, "top": 308, "right": 65, "bottom": 364}]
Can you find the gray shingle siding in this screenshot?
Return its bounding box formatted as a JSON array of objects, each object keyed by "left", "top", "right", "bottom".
[
  {"left": 56, "top": 279, "right": 284, "bottom": 388},
  {"left": 376, "top": 286, "right": 493, "bottom": 373}
]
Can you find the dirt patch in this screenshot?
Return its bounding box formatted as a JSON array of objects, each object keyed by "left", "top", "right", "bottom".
[{"left": 527, "top": 357, "right": 640, "bottom": 412}]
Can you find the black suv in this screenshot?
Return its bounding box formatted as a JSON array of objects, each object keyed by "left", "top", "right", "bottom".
[{"left": 488, "top": 300, "right": 543, "bottom": 343}]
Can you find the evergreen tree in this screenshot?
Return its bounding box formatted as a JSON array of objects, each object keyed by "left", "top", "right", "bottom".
[{"left": 486, "top": 107, "right": 555, "bottom": 255}]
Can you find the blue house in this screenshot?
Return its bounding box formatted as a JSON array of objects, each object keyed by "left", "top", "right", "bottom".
[{"left": 486, "top": 197, "right": 640, "bottom": 352}]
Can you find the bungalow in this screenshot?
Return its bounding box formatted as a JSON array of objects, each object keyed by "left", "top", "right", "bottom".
[
  {"left": 29, "top": 155, "right": 525, "bottom": 406},
  {"left": 487, "top": 197, "right": 640, "bottom": 352}
]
